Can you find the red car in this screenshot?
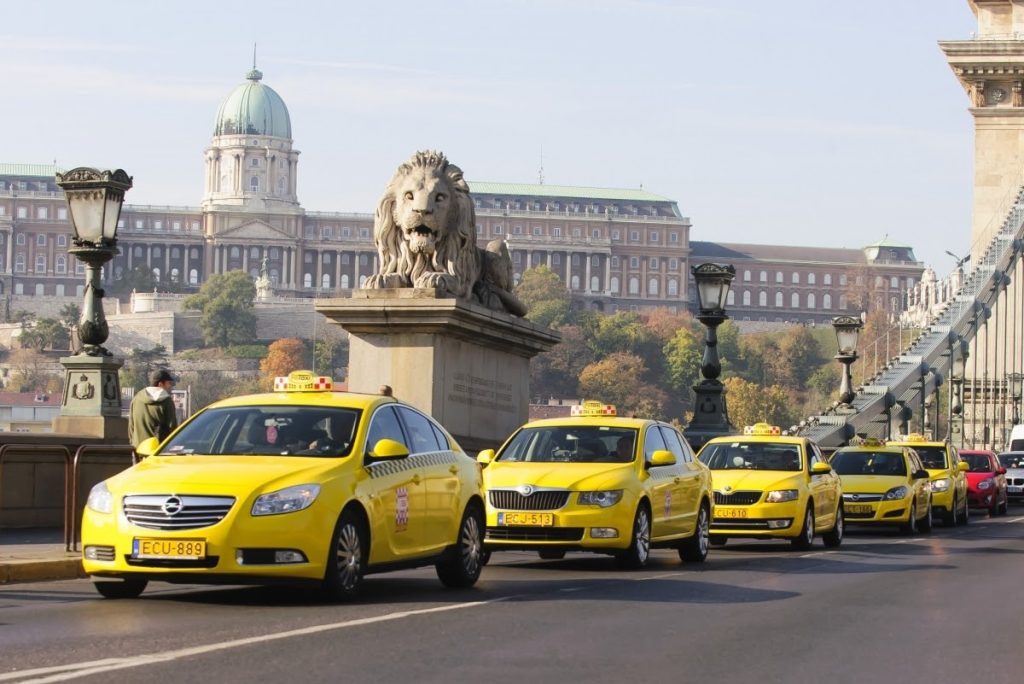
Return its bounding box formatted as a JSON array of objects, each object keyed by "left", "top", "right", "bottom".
[{"left": 960, "top": 449, "right": 1008, "bottom": 516}]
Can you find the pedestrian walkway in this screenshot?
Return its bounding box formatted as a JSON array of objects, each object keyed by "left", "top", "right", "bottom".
[{"left": 0, "top": 528, "right": 85, "bottom": 584}]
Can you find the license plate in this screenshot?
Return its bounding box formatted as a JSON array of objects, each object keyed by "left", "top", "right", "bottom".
[
  {"left": 497, "top": 512, "right": 553, "bottom": 526},
  {"left": 1009, "top": 486, "right": 1022, "bottom": 493},
  {"left": 132, "top": 538, "right": 207, "bottom": 560},
  {"left": 846, "top": 504, "right": 873, "bottom": 515},
  {"left": 716, "top": 507, "right": 748, "bottom": 519}
]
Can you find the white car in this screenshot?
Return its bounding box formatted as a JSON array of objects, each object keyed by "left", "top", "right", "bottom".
[{"left": 998, "top": 451, "right": 1024, "bottom": 503}]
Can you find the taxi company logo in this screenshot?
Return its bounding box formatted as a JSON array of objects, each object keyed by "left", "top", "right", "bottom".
[
  {"left": 850, "top": 494, "right": 860, "bottom": 502},
  {"left": 722, "top": 486, "right": 733, "bottom": 493},
  {"left": 515, "top": 485, "right": 535, "bottom": 497},
  {"left": 162, "top": 496, "right": 184, "bottom": 516}
]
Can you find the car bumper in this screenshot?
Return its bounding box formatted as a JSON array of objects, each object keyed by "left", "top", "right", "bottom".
[
  {"left": 709, "top": 500, "right": 801, "bottom": 539},
  {"left": 483, "top": 504, "right": 633, "bottom": 552},
  {"left": 931, "top": 487, "right": 955, "bottom": 512},
  {"left": 842, "top": 498, "right": 912, "bottom": 524},
  {"left": 967, "top": 490, "right": 997, "bottom": 508},
  {"left": 81, "top": 506, "right": 335, "bottom": 583}
]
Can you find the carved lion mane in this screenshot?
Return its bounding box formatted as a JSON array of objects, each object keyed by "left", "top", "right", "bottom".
[{"left": 365, "top": 150, "right": 526, "bottom": 316}]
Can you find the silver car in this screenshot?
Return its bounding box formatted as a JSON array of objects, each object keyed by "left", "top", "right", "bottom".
[{"left": 997, "top": 451, "right": 1024, "bottom": 502}]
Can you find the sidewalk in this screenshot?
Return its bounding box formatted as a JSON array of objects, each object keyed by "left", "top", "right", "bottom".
[{"left": 0, "top": 529, "right": 86, "bottom": 584}]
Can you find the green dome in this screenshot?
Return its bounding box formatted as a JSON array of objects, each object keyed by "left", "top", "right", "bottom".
[{"left": 213, "top": 68, "right": 291, "bottom": 138}]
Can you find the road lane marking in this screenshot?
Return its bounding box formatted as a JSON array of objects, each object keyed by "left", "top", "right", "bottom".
[
  {"left": 636, "top": 572, "right": 684, "bottom": 581},
  {"left": 0, "top": 598, "right": 510, "bottom": 684}
]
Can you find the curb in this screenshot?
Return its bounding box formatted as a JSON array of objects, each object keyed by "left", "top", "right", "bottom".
[{"left": 0, "top": 559, "right": 86, "bottom": 585}]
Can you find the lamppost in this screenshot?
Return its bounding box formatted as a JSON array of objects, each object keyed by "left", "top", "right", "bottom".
[
  {"left": 949, "top": 339, "right": 967, "bottom": 447},
  {"left": 1008, "top": 372, "right": 1022, "bottom": 426},
  {"left": 832, "top": 315, "right": 863, "bottom": 411},
  {"left": 685, "top": 262, "right": 736, "bottom": 451},
  {"left": 52, "top": 167, "right": 133, "bottom": 439}
]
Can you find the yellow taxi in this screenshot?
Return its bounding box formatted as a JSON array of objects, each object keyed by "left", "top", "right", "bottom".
[
  {"left": 697, "top": 423, "right": 843, "bottom": 550},
  {"left": 829, "top": 440, "right": 933, "bottom": 534},
  {"left": 477, "top": 401, "right": 714, "bottom": 568},
  {"left": 81, "top": 371, "right": 486, "bottom": 600},
  {"left": 887, "top": 433, "right": 969, "bottom": 526}
]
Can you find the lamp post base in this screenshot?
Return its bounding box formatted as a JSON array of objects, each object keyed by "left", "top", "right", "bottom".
[
  {"left": 54, "top": 354, "right": 127, "bottom": 440},
  {"left": 685, "top": 380, "right": 734, "bottom": 451}
]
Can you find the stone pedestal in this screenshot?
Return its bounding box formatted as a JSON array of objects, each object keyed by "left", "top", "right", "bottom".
[
  {"left": 52, "top": 354, "right": 128, "bottom": 440},
  {"left": 317, "top": 289, "right": 559, "bottom": 453}
]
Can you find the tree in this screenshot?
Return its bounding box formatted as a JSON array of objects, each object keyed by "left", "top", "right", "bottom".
[
  {"left": 723, "top": 377, "right": 799, "bottom": 430},
  {"left": 4, "top": 348, "right": 61, "bottom": 392},
  {"left": 183, "top": 270, "right": 257, "bottom": 347},
  {"left": 120, "top": 345, "right": 169, "bottom": 392},
  {"left": 663, "top": 327, "right": 704, "bottom": 399},
  {"left": 60, "top": 303, "right": 81, "bottom": 353},
  {"left": 107, "top": 265, "right": 157, "bottom": 297},
  {"left": 260, "top": 338, "right": 309, "bottom": 388},
  {"left": 516, "top": 266, "right": 572, "bottom": 328},
  {"left": 578, "top": 352, "right": 669, "bottom": 419},
  {"left": 777, "top": 326, "right": 826, "bottom": 390},
  {"left": 530, "top": 325, "right": 595, "bottom": 400},
  {"left": 18, "top": 318, "right": 68, "bottom": 351}
]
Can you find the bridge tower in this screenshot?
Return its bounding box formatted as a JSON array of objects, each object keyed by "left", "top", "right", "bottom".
[{"left": 941, "top": 1, "right": 1024, "bottom": 255}]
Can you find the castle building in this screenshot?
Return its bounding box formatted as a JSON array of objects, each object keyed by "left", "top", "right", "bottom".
[{"left": 0, "top": 67, "right": 923, "bottom": 323}]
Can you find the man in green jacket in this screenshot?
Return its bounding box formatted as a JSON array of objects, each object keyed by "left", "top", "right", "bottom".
[{"left": 129, "top": 369, "right": 179, "bottom": 448}]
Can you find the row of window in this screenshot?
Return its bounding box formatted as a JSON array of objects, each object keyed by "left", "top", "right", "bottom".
[
  {"left": 123, "top": 218, "right": 201, "bottom": 232},
  {"left": 741, "top": 269, "right": 914, "bottom": 289},
  {"left": 475, "top": 198, "right": 666, "bottom": 217},
  {"left": 513, "top": 253, "right": 681, "bottom": 271},
  {"left": 0, "top": 206, "right": 67, "bottom": 220},
  {"left": 477, "top": 224, "right": 681, "bottom": 244},
  {"left": 6, "top": 254, "right": 83, "bottom": 274},
  {"left": 1, "top": 232, "right": 69, "bottom": 246},
  {"left": 304, "top": 226, "right": 370, "bottom": 239},
  {"left": 732, "top": 290, "right": 844, "bottom": 310}
]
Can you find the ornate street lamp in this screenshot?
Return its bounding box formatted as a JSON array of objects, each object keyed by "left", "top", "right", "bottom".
[
  {"left": 685, "top": 263, "right": 736, "bottom": 450},
  {"left": 52, "top": 167, "right": 133, "bottom": 439},
  {"left": 949, "top": 338, "right": 968, "bottom": 447},
  {"left": 1008, "top": 372, "right": 1022, "bottom": 426},
  {"left": 832, "top": 315, "right": 863, "bottom": 409}
]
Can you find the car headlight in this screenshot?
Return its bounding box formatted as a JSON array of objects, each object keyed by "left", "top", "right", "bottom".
[
  {"left": 252, "top": 484, "right": 321, "bottom": 516},
  {"left": 978, "top": 479, "right": 993, "bottom": 490},
  {"left": 765, "top": 489, "right": 799, "bottom": 503},
  {"left": 577, "top": 490, "right": 624, "bottom": 507},
  {"left": 87, "top": 481, "right": 113, "bottom": 514},
  {"left": 884, "top": 485, "right": 910, "bottom": 500},
  {"left": 931, "top": 477, "right": 951, "bottom": 492}
]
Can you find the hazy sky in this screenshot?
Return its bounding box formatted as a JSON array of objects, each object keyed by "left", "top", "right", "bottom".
[{"left": 1, "top": 1, "right": 979, "bottom": 273}]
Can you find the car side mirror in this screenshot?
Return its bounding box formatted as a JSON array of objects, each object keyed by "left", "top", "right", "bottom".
[
  {"left": 648, "top": 449, "right": 676, "bottom": 468},
  {"left": 957, "top": 461, "right": 969, "bottom": 472},
  {"left": 477, "top": 449, "right": 496, "bottom": 466},
  {"left": 997, "top": 466, "right": 1007, "bottom": 475},
  {"left": 370, "top": 438, "right": 410, "bottom": 460},
  {"left": 135, "top": 436, "right": 161, "bottom": 459},
  {"left": 912, "top": 469, "right": 929, "bottom": 479},
  {"left": 810, "top": 462, "right": 832, "bottom": 475}
]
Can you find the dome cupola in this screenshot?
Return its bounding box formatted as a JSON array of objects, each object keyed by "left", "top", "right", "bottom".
[{"left": 213, "top": 68, "right": 291, "bottom": 139}]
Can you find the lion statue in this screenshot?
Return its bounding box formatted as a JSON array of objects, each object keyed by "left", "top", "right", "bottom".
[{"left": 364, "top": 150, "right": 527, "bottom": 317}]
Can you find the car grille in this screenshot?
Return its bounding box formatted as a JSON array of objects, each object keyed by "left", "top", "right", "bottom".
[
  {"left": 710, "top": 519, "right": 774, "bottom": 529},
  {"left": 486, "top": 526, "right": 584, "bottom": 541},
  {"left": 714, "top": 490, "right": 762, "bottom": 505},
  {"left": 123, "top": 495, "right": 235, "bottom": 531},
  {"left": 1008, "top": 477, "right": 1024, "bottom": 486},
  {"left": 489, "top": 489, "right": 570, "bottom": 511},
  {"left": 844, "top": 509, "right": 876, "bottom": 519},
  {"left": 843, "top": 493, "right": 884, "bottom": 502}
]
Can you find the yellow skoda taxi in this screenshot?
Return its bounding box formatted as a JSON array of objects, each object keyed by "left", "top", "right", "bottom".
[
  {"left": 887, "top": 433, "right": 969, "bottom": 526},
  {"left": 697, "top": 424, "right": 844, "bottom": 550},
  {"left": 81, "top": 371, "right": 486, "bottom": 600},
  {"left": 829, "top": 440, "right": 933, "bottom": 534},
  {"left": 477, "top": 401, "right": 714, "bottom": 568}
]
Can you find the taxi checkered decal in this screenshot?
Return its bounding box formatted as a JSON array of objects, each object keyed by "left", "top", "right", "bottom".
[
  {"left": 366, "top": 450, "right": 459, "bottom": 478},
  {"left": 647, "top": 464, "right": 686, "bottom": 480}
]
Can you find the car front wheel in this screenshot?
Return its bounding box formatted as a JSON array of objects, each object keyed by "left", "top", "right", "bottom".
[
  {"left": 791, "top": 504, "right": 815, "bottom": 550},
  {"left": 615, "top": 505, "right": 651, "bottom": 569},
  {"left": 822, "top": 503, "right": 843, "bottom": 547},
  {"left": 322, "top": 510, "right": 366, "bottom": 601},
  {"left": 678, "top": 502, "right": 710, "bottom": 563},
  {"left": 436, "top": 504, "right": 485, "bottom": 588}
]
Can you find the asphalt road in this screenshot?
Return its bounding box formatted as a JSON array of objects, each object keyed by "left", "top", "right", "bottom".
[{"left": 2, "top": 513, "right": 1023, "bottom": 684}]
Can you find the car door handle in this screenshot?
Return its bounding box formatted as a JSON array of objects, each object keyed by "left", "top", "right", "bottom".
[
  {"left": 673, "top": 477, "right": 682, "bottom": 484},
  {"left": 449, "top": 465, "right": 459, "bottom": 474},
  {"left": 411, "top": 474, "right": 422, "bottom": 485}
]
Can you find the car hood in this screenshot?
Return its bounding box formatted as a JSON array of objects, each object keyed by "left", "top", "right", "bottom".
[
  {"left": 965, "top": 472, "right": 996, "bottom": 486},
  {"left": 483, "top": 461, "right": 633, "bottom": 491},
  {"left": 924, "top": 468, "right": 954, "bottom": 480},
  {"left": 105, "top": 455, "right": 342, "bottom": 495},
  {"left": 838, "top": 474, "right": 906, "bottom": 493},
  {"left": 710, "top": 470, "right": 803, "bottom": 492}
]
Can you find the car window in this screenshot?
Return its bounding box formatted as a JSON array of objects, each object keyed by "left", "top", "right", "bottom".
[
  {"left": 831, "top": 450, "right": 907, "bottom": 476},
  {"left": 914, "top": 446, "right": 949, "bottom": 469},
  {"left": 961, "top": 453, "right": 994, "bottom": 473},
  {"left": 497, "top": 426, "right": 638, "bottom": 463},
  {"left": 644, "top": 425, "right": 669, "bottom": 465},
  {"left": 700, "top": 441, "right": 802, "bottom": 471},
  {"left": 430, "top": 421, "right": 450, "bottom": 451},
  {"left": 999, "top": 452, "right": 1024, "bottom": 468},
  {"left": 658, "top": 426, "right": 691, "bottom": 463},
  {"left": 366, "top": 406, "right": 406, "bottom": 455},
  {"left": 396, "top": 406, "right": 442, "bottom": 453}
]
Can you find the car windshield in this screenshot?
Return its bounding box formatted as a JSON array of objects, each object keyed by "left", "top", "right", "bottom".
[
  {"left": 961, "top": 453, "right": 994, "bottom": 473},
  {"left": 913, "top": 446, "right": 949, "bottom": 469},
  {"left": 998, "top": 452, "right": 1024, "bottom": 468},
  {"left": 699, "top": 442, "right": 802, "bottom": 471},
  {"left": 158, "top": 406, "right": 361, "bottom": 458},
  {"left": 497, "top": 426, "right": 638, "bottom": 463},
  {"left": 831, "top": 450, "right": 906, "bottom": 476}
]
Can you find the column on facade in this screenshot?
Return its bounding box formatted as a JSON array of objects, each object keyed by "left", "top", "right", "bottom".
[
  {"left": 604, "top": 257, "right": 611, "bottom": 296},
  {"left": 641, "top": 257, "right": 648, "bottom": 299},
  {"left": 183, "top": 246, "right": 190, "bottom": 285},
  {"left": 564, "top": 252, "right": 571, "bottom": 289},
  {"left": 546, "top": 252, "right": 552, "bottom": 268},
  {"left": 585, "top": 254, "right": 592, "bottom": 293},
  {"left": 164, "top": 246, "right": 170, "bottom": 282},
  {"left": 335, "top": 250, "right": 342, "bottom": 290},
  {"left": 242, "top": 247, "right": 249, "bottom": 274},
  {"left": 289, "top": 158, "right": 298, "bottom": 197},
  {"left": 291, "top": 248, "right": 299, "bottom": 289},
  {"left": 354, "top": 251, "right": 361, "bottom": 287}
]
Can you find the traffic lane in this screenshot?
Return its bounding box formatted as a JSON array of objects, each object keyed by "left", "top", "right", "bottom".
[{"left": 2, "top": 518, "right": 1021, "bottom": 684}]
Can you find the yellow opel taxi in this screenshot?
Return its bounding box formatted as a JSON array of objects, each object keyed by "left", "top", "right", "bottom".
[
  {"left": 697, "top": 424, "right": 843, "bottom": 550},
  {"left": 477, "top": 401, "right": 713, "bottom": 568},
  {"left": 887, "top": 433, "right": 969, "bottom": 526},
  {"left": 829, "top": 440, "right": 933, "bottom": 534},
  {"left": 81, "top": 371, "right": 486, "bottom": 600}
]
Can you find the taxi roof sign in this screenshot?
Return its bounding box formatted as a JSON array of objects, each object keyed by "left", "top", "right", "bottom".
[
  {"left": 743, "top": 422, "right": 782, "bottom": 436},
  {"left": 274, "top": 370, "right": 333, "bottom": 392},
  {"left": 571, "top": 400, "right": 617, "bottom": 417}
]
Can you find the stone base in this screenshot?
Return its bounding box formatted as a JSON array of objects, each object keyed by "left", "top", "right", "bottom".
[
  {"left": 317, "top": 289, "right": 559, "bottom": 453},
  {"left": 50, "top": 415, "right": 128, "bottom": 441},
  {"left": 57, "top": 354, "right": 123, "bottom": 418}
]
